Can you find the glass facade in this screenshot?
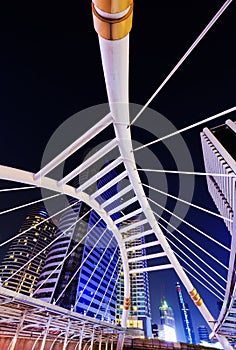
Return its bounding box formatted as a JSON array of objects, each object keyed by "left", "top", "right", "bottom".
[
  {"left": 75, "top": 167, "right": 120, "bottom": 320},
  {"left": 198, "top": 325, "right": 210, "bottom": 343},
  {"left": 116, "top": 217, "right": 152, "bottom": 338},
  {"left": 35, "top": 164, "right": 120, "bottom": 322}
]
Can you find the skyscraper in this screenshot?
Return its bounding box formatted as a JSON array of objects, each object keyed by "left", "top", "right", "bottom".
[
  {"left": 200, "top": 119, "right": 236, "bottom": 234},
  {"left": 158, "top": 298, "right": 177, "bottom": 342},
  {"left": 198, "top": 325, "right": 210, "bottom": 343},
  {"left": 35, "top": 164, "right": 120, "bottom": 322},
  {"left": 34, "top": 201, "right": 89, "bottom": 307},
  {"left": 116, "top": 216, "right": 152, "bottom": 338},
  {"left": 176, "top": 282, "right": 195, "bottom": 344},
  {"left": 0, "top": 205, "right": 57, "bottom": 295},
  {"left": 201, "top": 119, "right": 236, "bottom": 341}
]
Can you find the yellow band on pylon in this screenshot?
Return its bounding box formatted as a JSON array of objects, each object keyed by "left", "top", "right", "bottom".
[
  {"left": 92, "top": 1, "right": 133, "bottom": 40},
  {"left": 189, "top": 288, "right": 203, "bottom": 306},
  {"left": 123, "top": 297, "right": 130, "bottom": 310},
  {"left": 93, "top": 0, "right": 131, "bottom": 14},
  {"left": 189, "top": 288, "right": 197, "bottom": 297},
  {"left": 195, "top": 298, "right": 203, "bottom": 306}
]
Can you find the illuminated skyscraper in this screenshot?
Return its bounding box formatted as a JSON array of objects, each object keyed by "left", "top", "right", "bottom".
[
  {"left": 198, "top": 325, "right": 210, "bottom": 343},
  {"left": 176, "top": 282, "right": 195, "bottom": 344},
  {"left": 158, "top": 299, "right": 177, "bottom": 342},
  {"left": 75, "top": 168, "right": 120, "bottom": 320},
  {"left": 0, "top": 205, "right": 57, "bottom": 295},
  {"left": 35, "top": 164, "right": 120, "bottom": 322},
  {"left": 35, "top": 201, "right": 89, "bottom": 307},
  {"left": 116, "top": 217, "right": 152, "bottom": 338}
]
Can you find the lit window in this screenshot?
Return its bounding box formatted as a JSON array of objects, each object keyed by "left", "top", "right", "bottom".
[
  {"left": 33, "top": 238, "right": 37, "bottom": 242},
  {"left": 14, "top": 258, "right": 17, "bottom": 262},
  {"left": 4, "top": 282, "right": 8, "bottom": 286}
]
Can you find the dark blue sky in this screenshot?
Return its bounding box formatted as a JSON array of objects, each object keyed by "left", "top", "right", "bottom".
[{"left": 0, "top": 0, "right": 235, "bottom": 343}]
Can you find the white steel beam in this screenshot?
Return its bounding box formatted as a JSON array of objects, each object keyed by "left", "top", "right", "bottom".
[
  {"left": 119, "top": 219, "right": 148, "bottom": 233},
  {"left": 108, "top": 196, "right": 137, "bottom": 215},
  {"left": 126, "top": 241, "right": 160, "bottom": 252},
  {"left": 0, "top": 165, "right": 130, "bottom": 328},
  {"left": 91, "top": 170, "right": 128, "bottom": 200},
  {"left": 101, "top": 184, "right": 133, "bottom": 209},
  {"left": 34, "top": 113, "right": 112, "bottom": 180},
  {"left": 114, "top": 208, "right": 143, "bottom": 224},
  {"left": 128, "top": 252, "right": 167, "bottom": 263},
  {"left": 76, "top": 157, "right": 123, "bottom": 193},
  {"left": 129, "top": 264, "right": 173, "bottom": 274},
  {"left": 58, "top": 139, "right": 117, "bottom": 186},
  {"left": 97, "top": 31, "right": 229, "bottom": 346},
  {"left": 123, "top": 229, "right": 153, "bottom": 242}
]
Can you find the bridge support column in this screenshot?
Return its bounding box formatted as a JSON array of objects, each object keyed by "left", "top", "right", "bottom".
[
  {"left": 32, "top": 334, "right": 43, "bottom": 350},
  {"left": 105, "top": 339, "right": 108, "bottom": 350},
  {"left": 40, "top": 315, "right": 52, "bottom": 350},
  {"left": 77, "top": 324, "right": 85, "bottom": 350},
  {"left": 98, "top": 334, "right": 102, "bottom": 350},
  {"left": 110, "top": 336, "right": 113, "bottom": 350},
  {"left": 90, "top": 327, "right": 95, "bottom": 350},
  {"left": 116, "top": 332, "right": 125, "bottom": 350},
  {"left": 7, "top": 312, "right": 26, "bottom": 350},
  {"left": 62, "top": 321, "right": 71, "bottom": 350}
]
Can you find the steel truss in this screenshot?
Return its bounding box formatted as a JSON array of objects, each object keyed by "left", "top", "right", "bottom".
[{"left": 0, "top": 286, "right": 122, "bottom": 350}]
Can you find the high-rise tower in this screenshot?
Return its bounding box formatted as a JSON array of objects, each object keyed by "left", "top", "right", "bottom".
[
  {"left": 158, "top": 298, "right": 177, "bottom": 342},
  {"left": 35, "top": 164, "right": 120, "bottom": 322},
  {"left": 176, "top": 282, "right": 196, "bottom": 344},
  {"left": 201, "top": 119, "right": 236, "bottom": 341},
  {"left": 116, "top": 216, "right": 152, "bottom": 338},
  {"left": 200, "top": 119, "right": 236, "bottom": 234},
  {"left": 198, "top": 325, "right": 210, "bottom": 343},
  {"left": 0, "top": 205, "right": 57, "bottom": 295}
]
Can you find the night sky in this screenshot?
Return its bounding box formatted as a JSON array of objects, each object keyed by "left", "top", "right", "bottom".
[{"left": 0, "top": 1, "right": 235, "bottom": 343}]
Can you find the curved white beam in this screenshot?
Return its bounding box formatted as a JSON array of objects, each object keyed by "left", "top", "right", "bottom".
[
  {"left": 0, "top": 164, "right": 130, "bottom": 320},
  {"left": 97, "top": 30, "right": 232, "bottom": 350}
]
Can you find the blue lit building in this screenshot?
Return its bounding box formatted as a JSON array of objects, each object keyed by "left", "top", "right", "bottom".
[
  {"left": 176, "top": 282, "right": 196, "bottom": 344},
  {"left": 198, "top": 325, "right": 210, "bottom": 343},
  {"left": 75, "top": 166, "right": 120, "bottom": 320},
  {"left": 35, "top": 163, "right": 120, "bottom": 322}
]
